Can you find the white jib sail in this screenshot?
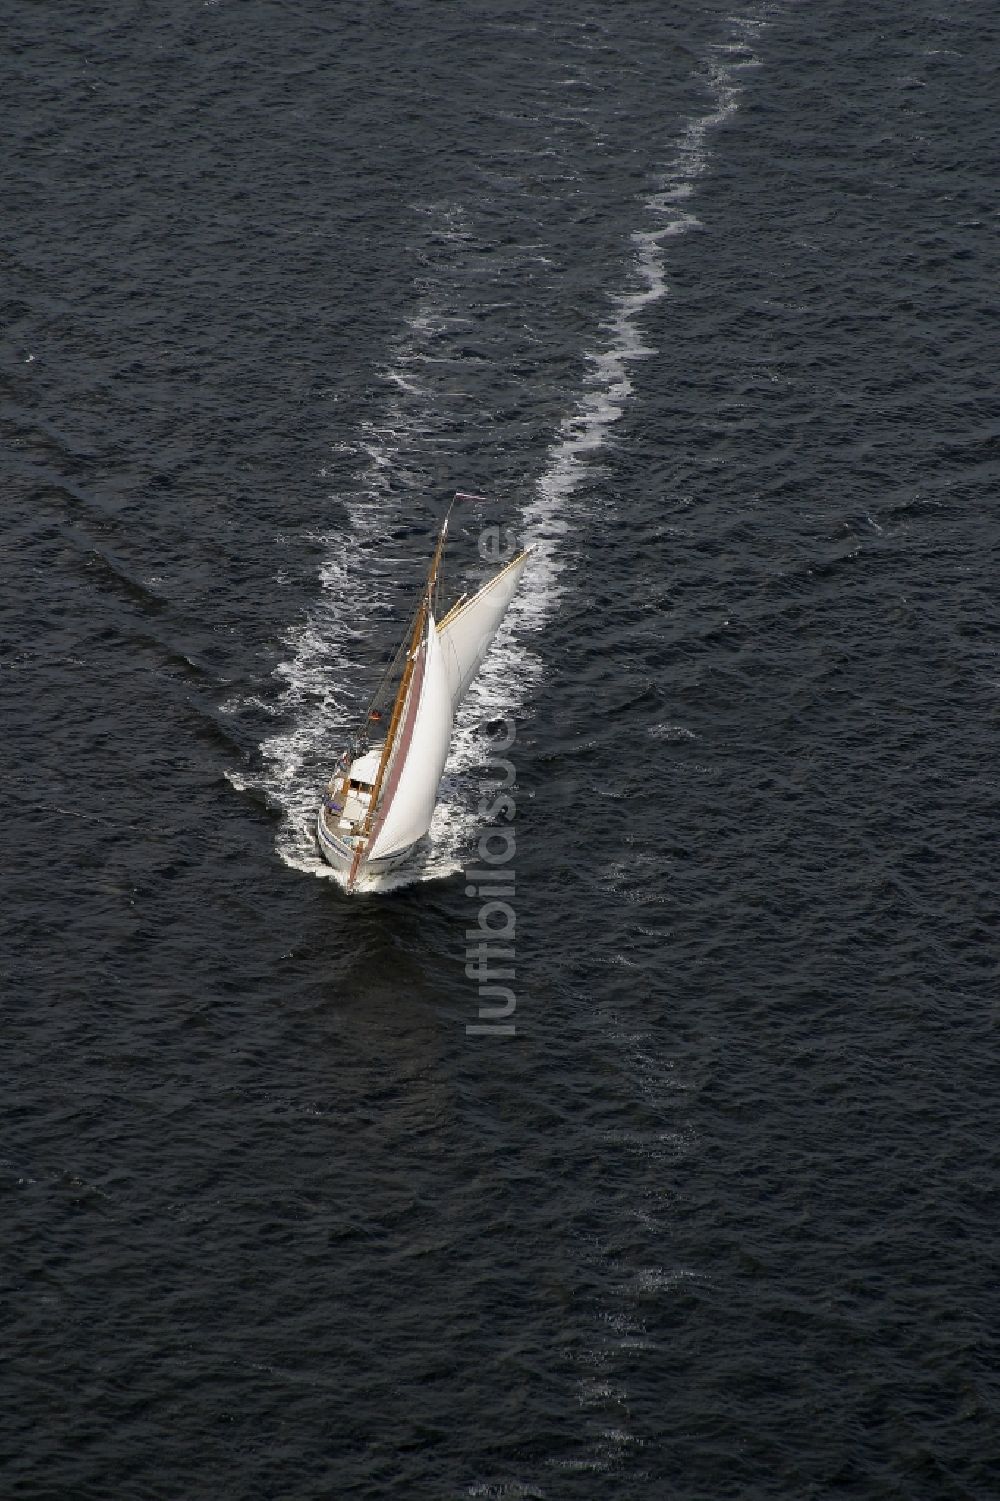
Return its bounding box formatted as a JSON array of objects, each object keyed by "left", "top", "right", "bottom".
[
  {"left": 367, "top": 612, "right": 454, "bottom": 861},
  {"left": 437, "top": 549, "right": 531, "bottom": 713}
]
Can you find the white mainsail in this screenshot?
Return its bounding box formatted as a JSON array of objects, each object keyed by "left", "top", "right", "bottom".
[
  {"left": 437, "top": 549, "right": 531, "bottom": 713},
  {"left": 325, "top": 518, "right": 532, "bottom": 886},
  {"left": 367, "top": 612, "right": 454, "bottom": 861}
]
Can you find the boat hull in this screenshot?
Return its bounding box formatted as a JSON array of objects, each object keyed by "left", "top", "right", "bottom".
[{"left": 315, "top": 807, "right": 411, "bottom": 879}]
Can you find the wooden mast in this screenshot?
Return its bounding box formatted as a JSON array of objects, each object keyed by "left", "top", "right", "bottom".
[{"left": 347, "top": 514, "right": 450, "bottom": 888}]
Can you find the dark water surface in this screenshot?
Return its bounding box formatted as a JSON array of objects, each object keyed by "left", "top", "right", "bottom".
[{"left": 3, "top": 1, "right": 998, "bottom": 1496}]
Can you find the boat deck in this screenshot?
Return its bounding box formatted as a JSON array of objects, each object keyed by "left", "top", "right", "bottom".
[{"left": 320, "top": 743, "right": 383, "bottom": 838}]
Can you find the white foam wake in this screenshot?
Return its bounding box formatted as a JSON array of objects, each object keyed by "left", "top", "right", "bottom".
[
  {"left": 228, "top": 15, "right": 767, "bottom": 895},
  {"left": 436, "top": 30, "right": 761, "bottom": 887},
  {"left": 224, "top": 301, "right": 456, "bottom": 888}
]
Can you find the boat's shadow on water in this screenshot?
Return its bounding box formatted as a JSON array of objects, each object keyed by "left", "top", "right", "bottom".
[{"left": 291, "top": 850, "right": 469, "bottom": 1019}]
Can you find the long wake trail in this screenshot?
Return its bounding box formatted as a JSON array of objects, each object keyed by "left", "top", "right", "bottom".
[{"left": 227, "top": 12, "right": 769, "bottom": 904}]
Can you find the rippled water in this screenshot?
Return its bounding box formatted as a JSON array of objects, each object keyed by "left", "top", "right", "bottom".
[{"left": 4, "top": 1, "right": 998, "bottom": 1496}]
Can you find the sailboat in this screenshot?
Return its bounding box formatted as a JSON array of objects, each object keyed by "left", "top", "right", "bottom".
[{"left": 316, "top": 495, "right": 532, "bottom": 888}]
